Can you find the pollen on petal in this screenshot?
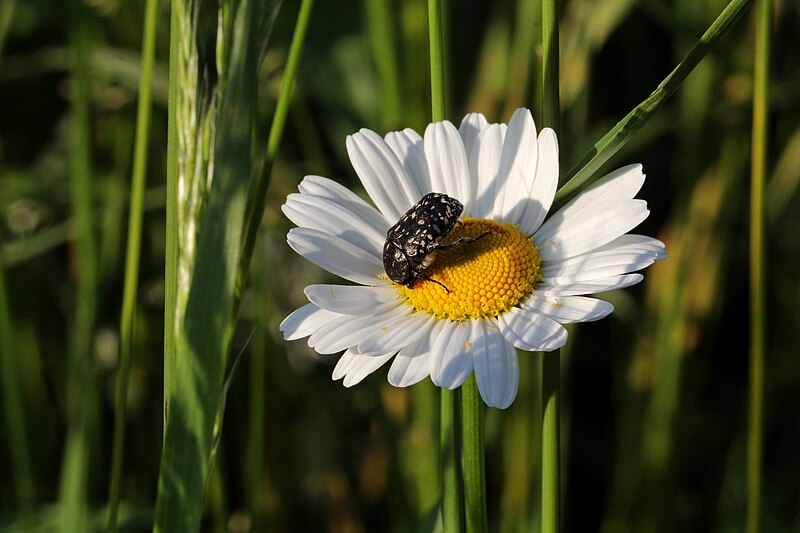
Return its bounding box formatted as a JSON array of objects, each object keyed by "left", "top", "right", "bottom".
[{"left": 398, "top": 219, "right": 542, "bottom": 320}]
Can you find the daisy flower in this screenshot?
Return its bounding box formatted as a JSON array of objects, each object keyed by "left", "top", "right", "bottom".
[{"left": 280, "top": 108, "right": 666, "bottom": 409}]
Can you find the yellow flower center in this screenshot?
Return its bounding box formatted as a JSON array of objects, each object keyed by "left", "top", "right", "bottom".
[{"left": 398, "top": 218, "right": 542, "bottom": 320}]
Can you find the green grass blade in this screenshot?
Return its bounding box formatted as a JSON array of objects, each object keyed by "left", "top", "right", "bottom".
[
  {"left": 428, "top": 0, "right": 446, "bottom": 122},
  {"left": 366, "top": 0, "right": 402, "bottom": 129},
  {"left": 747, "top": 0, "right": 770, "bottom": 530},
  {"left": 58, "top": 4, "right": 99, "bottom": 532},
  {"left": 237, "top": 0, "right": 312, "bottom": 305},
  {"left": 555, "top": 0, "right": 754, "bottom": 203},
  {"left": 0, "top": 262, "right": 34, "bottom": 518},
  {"left": 107, "top": 0, "right": 159, "bottom": 529},
  {"left": 154, "top": 0, "right": 271, "bottom": 530}
]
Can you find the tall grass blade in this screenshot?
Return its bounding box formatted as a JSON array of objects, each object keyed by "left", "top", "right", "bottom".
[
  {"left": 0, "top": 263, "right": 34, "bottom": 517},
  {"left": 747, "top": 0, "right": 770, "bottom": 530},
  {"left": 107, "top": 0, "right": 159, "bottom": 529},
  {"left": 237, "top": 0, "right": 311, "bottom": 304},
  {"left": 154, "top": 0, "right": 276, "bottom": 529},
  {"left": 555, "top": 0, "right": 754, "bottom": 203},
  {"left": 58, "top": 3, "right": 99, "bottom": 531}
]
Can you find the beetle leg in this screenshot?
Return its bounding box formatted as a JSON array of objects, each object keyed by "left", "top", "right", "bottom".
[
  {"left": 408, "top": 274, "right": 451, "bottom": 293},
  {"left": 436, "top": 231, "right": 491, "bottom": 250}
]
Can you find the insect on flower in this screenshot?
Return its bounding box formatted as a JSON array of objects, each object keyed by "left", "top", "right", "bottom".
[{"left": 382, "top": 192, "right": 488, "bottom": 292}]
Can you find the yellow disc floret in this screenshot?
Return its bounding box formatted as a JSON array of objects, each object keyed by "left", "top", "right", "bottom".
[{"left": 398, "top": 218, "right": 542, "bottom": 320}]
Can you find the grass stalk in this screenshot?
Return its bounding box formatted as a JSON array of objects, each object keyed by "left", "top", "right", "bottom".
[
  {"left": 106, "top": 0, "right": 159, "bottom": 529},
  {"left": 0, "top": 264, "right": 34, "bottom": 516},
  {"left": 154, "top": 0, "right": 275, "bottom": 529},
  {"left": 245, "top": 243, "right": 268, "bottom": 528},
  {"left": 236, "top": 0, "right": 313, "bottom": 305},
  {"left": 555, "top": 0, "right": 754, "bottom": 203},
  {"left": 541, "top": 0, "right": 560, "bottom": 530},
  {"left": 366, "top": 0, "right": 402, "bottom": 129},
  {"left": 461, "top": 376, "right": 487, "bottom": 533},
  {"left": 428, "top": 0, "right": 446, "bottom": 122},
  {"left": 747, "top": 0, "right": 770, "bottom": 530},
  {"left": 541, "top": 0, "right": 560, "bottom": 133},
  {"left": 58, "top": 4, "right": 99, "bottom": 531}
]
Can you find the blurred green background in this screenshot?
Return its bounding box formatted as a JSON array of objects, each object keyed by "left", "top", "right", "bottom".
[{"left": 1, "top": 0, "right": 798, "bottom": 531}]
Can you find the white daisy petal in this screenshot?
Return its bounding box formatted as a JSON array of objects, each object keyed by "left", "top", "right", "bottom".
[
  {"left": 497, "top": 307, "right": 568, "bottom": 351},
  {"left": 304, "top": 284, "right": 399, "bottom": 315},
  {"left": 331, "top": 348, "right": 358, "bottom": 380},
  {"left": 519, "top": 128, "right": 559, "bottom": 234},
  {"left": 424, "top": 120, "right": 472, "bottom": 210},
  {"left": 357, "top": 311, "right": 434, "bottom": 355},
  {"left": 470, "top": 124, "right": 505, "bottom": 219},
  {"left": 541, "top": 245, "right": 664, "bottom": 284},
  {"left": 346, "top": 129, "right": 421, "bottom": 220},
  {"left": 287, "top": 228, "right": 386, "bottom": 286},
  {"left": 385, "top": 128, "right": 432, "bottom": 195},
  {"left": 534, "top": 200, "right": 650, "bottom": 261},
  {"left": 297, "top": 175, "right": 389, "bottom": 232},
  {"left": 387, "top": 320, "right": 443, "bottom": 387},
  {"left": 459, "top": 112, "right": 489, "bottom": 163},
  {"left": 538, "top": 273, "right": 644, "bottom": 296},
  {"left": 283, "top": 193, "right": 385, "bottom": 255},
  {"left": 431, "top": 320, "right": 474, "bottom": 389},
  {"left": 522, "top": 294, "right": 614, "bottom": 323},
  {"left": 497, "top": 108, "right": 538, "bottom": 222},
  {"left": 472, "top": 319, "right": 519, "bottom": 409},
  {"left": 588, "top": 234, "right": 667, "bottom": 259},
  {"left": 334, "top": 348, "right": 397, "bottom": 387},
  {"left": 280, "top": 303, "right": 342, "bottom": 341},
  {"left": 308, "top": 304, "right": 407, "bottom": 354}
]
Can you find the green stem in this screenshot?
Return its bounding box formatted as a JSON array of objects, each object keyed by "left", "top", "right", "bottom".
[
  {"left": 747, "top": 0, "right": 769, "bottom": 531},
  {"left": 541, "top": 353, "right": 560, "bottom": 533},
  {"left": 428, "top": 0, "right": 446, "bottom": 121},
  {"left": 106, "top": 0, "right": 159, "bottom": 529},
  {"left": 428, "top": 0, "right": 463, "bottom": 529},
  {"left": 541, "top": 0, "right": 560, "bottom": 531},
  {"left": 59, "top": 5, "right": 99, "bottom": 532},
  {"left": 0, "top": 264, "right": 34, "bottom": 517},
  {"left": 440, "top": 388, "right": 464, "bottom": 532},
  {"left": 461, "top": 376, "right": 487, "bottom": 533},
  {"left": 366, "top": 0, "right": 401, "bottom": 129},
  {"left": 236, "top": 0, "right": 314, "bottom": 305},
  {"left": 555, "top": 0, "right": 754, "bottom": 202},
  {"left": 541, "top": 0, "right": 560, "bottom": 133}
]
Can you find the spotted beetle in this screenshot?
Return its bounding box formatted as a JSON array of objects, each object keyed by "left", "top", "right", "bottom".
[{"left": 383, "top": 192, "right": 488, "bottom": 292}]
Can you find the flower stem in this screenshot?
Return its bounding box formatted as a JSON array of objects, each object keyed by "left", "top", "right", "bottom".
[
  {"left": 106, "top": 0, "right": 159, "bottom": 529},
  {"left": 541, "top": 353, "right": 561, "bottom": 533},
  {"left": 541, "top": 0, "right": 561, "bottom": 530},
  {"left": 428, "top": 0, "right": 446, "bottom": 121},
  {"left": 440, "top": 388, "right": 464, "bottom": 532},
  {"left": 428, "top": 0, "right": 463, "bottom": 529},
  {"left": 747, "top": 0, "right": 770, "bottom": 530},
  {"left": 461, "top": 376, "right": 487, "bottom": 532},
  {"left": 541, "top": 0, "right": 560, "bottom": 134}
]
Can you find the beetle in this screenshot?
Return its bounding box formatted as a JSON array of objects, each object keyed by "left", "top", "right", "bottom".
[{"left": 383, "top": 192, "right": 488, "bottom": 292}]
